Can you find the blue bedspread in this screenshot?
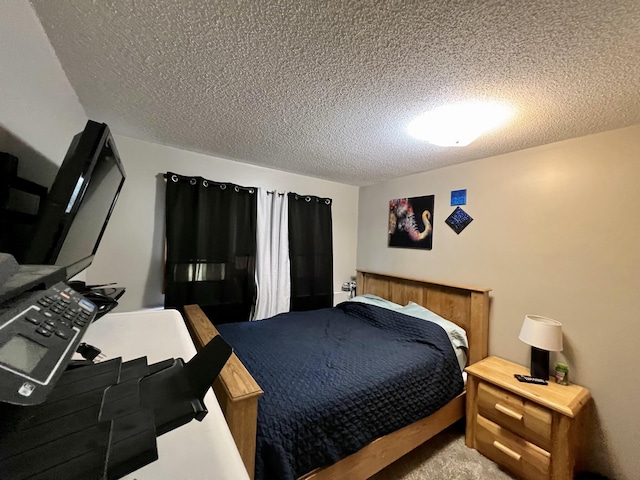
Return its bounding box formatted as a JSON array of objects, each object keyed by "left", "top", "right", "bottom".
[{"left": 216, "top": 301, "right": 464, "bottom": 480}]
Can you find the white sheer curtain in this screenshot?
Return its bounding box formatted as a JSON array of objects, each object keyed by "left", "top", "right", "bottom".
[{"left": 251, "top": 188, "right": 290, "bottom": 320}]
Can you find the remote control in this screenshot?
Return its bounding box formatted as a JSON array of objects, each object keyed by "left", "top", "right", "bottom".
[{"left": 514, "top": 374, "right": 548, "bottom": 385}]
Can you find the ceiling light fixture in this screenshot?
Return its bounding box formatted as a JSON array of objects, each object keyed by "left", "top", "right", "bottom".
[{"left": 408, "top": 101, "right": 514, "bottom": 147}]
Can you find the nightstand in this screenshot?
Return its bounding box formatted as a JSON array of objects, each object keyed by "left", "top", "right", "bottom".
[{"left": 465, "top": 356, "right": 591, "bottom": 480}]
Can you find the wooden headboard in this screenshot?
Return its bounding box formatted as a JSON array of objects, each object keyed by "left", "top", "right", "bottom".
[{"left": 357, "top": 270, "right": 491, "bottom": 365}]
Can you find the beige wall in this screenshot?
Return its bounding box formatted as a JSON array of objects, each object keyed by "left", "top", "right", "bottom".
[
  {"left": 0, "top": 1, "right": 86, "bottom": 184},
  {"left": 86, "top": 135, "right": 359, "bottom": 312},
  {"left": 357, "top": 125, "right": 640, "bottom": 479}
]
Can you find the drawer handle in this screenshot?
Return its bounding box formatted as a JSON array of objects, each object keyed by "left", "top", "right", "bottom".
[
  {"left": 495, "top": 403, "right": 523, "bottom": 421},
  {"left": 493, "top": 440, "right": 522, "bottom": 461}
]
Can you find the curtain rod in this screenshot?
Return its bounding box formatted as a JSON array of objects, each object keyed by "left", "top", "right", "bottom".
[
  {"left": 290, "top": 192, "right": 332, "bottom": 204},
  {"left": 162, "top": 172, "right": 256, "bottom": 193},
  {"left": 162, "top": 173, "right": 331, "bottom": 203}
]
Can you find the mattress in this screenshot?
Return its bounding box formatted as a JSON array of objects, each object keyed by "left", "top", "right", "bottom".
[{"left": 217, "top": 302, "right": 464, "bottom": 480}]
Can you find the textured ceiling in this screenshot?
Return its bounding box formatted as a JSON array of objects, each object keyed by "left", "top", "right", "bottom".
[{"left": 30, "top": 0, "right": 640, "bottom": 186}]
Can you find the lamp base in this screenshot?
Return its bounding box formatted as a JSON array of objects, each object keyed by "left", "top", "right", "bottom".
[{"left": 530, "top": 346, "right": 550, "bottom": 379}]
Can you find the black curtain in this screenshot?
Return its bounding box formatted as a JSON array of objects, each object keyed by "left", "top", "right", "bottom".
[
  {"left": 164, "top": 172, "right": 257, "bottom": 323},
  {"left": 288, "top": 193, "right": 333, "bottom": 311}
]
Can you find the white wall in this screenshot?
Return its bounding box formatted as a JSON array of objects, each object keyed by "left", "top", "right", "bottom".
[
  {"left": 0, "top": 1, "right": 86, "bottom": 186},
  {"left": 87, "top": 135, "right": 359, "bottom": 312},
  {"left": 357, "top": 125, "right": 640, "bottom": 480}
]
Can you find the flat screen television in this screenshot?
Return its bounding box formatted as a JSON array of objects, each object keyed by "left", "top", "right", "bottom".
[{"left": 24, "top": 121, "right": 125, "bottom": 279}]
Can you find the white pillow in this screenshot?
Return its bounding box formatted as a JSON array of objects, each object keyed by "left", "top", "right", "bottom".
[
  {"left": 399, "top": 302, "right": 469, "bottom": 350},
  {"left": 348, "top": 294, "right": 403, "bottom": 311}
]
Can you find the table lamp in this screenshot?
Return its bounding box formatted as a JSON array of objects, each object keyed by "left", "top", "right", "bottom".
[{"left": 518, "top": 315, "right": 563, "bottom": 379}]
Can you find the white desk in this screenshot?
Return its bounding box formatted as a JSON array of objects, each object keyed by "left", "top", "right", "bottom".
[{"left": 82, "top": 308, "right": 249, "bottom": 480}]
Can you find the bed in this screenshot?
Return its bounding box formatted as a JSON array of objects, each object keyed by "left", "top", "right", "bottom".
[{"left": 183, "top": 270, "right": 490, "bottom": 479}]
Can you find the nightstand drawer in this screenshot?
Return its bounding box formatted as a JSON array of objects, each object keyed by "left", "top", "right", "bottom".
[
  {"left": 476, "top": 414, "right": 550, "bottom": 480},
  {"left": 477, "top": 382, "right": 552, "bottom": 450}
]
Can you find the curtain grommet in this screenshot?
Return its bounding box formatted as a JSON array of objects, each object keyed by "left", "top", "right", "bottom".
[
  {"left": 220, "top": 184, "right": 226, "bottom": 190},
  {"left": 305, "top": 196, "right": 311, "bottom": 202},
  {"left": 171, "top": 174, "right": 179, "bottom": 182},
  {"left": 203, "top": 180, "right": 209, "bottom": 187},
  {"left": 325, "top": 199, "right": 330, "bottom": 205},
  {"left": 190, "top": 178, "right": 197, "bottom": 186},
  {"left": 235, "top": 186, "right": 240, "bottom": 192},
  {"left": 249, "top": 188, "right": 254, "bottom": 194}
]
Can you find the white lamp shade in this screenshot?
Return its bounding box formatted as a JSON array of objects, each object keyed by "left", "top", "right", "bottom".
[{"left": 518, "top": 315, "right": 563, "bottom": 351}]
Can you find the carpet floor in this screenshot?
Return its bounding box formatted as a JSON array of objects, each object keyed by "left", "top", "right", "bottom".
[{"left": 371, "top": 422, "right": 518, "bottom": 480}]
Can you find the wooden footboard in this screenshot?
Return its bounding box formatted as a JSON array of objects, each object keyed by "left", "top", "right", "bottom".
[
  {"left": 182, "top": 271, "right": 490, "bottom": 480},
  {"left": 299, "top": 393, "right": 465, "bottom": 480},
  {"left": 183, "top": 304, "right": 263, "bottom": 479}
]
